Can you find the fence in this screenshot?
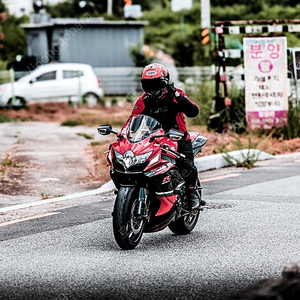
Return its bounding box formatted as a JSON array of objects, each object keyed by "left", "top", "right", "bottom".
[{"left": 0, "top": 66, "right": 241, "bottom": 96}]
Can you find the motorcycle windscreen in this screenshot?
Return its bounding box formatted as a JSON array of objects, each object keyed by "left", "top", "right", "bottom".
[{"left": 126, "top": 115, "right": 162, "bottom": 143}]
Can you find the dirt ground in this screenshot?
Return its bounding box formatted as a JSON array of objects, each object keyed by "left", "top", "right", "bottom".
[{"left": 1, "top": 102, "right": 300, "bottom": 201}]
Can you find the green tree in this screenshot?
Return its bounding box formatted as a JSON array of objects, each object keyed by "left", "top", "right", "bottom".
[{"left": 0, "top": 1, "right": 27, "bottom": 65}]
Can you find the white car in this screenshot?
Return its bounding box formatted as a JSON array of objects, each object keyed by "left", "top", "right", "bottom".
[{"left": 0, "top": 63, "right": 104, "bottom": 107}]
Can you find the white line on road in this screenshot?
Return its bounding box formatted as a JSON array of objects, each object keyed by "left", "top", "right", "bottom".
[
  {"left": 0, "top": 181, "right": 115, "bottom": 213},
  {"left": 0, "top": 174, "right": 241, "bottom": 213}
]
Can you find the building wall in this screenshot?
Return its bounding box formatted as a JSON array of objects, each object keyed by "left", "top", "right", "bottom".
[
  {"left": 53, "top": 26, "right": 143, "bottom": 67},
  {"left": 24, "top": 23, "right": 146, "bottom": 68}
]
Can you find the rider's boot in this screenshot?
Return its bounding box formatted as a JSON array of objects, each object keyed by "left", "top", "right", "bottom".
[{"left": 187, "top": 187, "right": 206, "bottom": 210}]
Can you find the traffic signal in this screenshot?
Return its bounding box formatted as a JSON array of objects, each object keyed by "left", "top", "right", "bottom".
[
  {"left": 124, "top": 0, "right": 132, "bottom": 6},
  {"left": 201, "top": 27, "right": 210, "bottom": 45}
]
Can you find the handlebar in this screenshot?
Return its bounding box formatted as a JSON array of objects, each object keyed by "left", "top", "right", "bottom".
[{"left": 161, "top": 145, "right": 186, "bottom": 159}]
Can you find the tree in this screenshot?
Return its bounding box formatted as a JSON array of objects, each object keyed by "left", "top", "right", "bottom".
[{"left": 0, "top": 1, "right": 27, "bottom": 65}]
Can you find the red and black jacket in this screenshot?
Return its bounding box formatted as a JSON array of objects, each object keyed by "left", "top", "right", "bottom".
[{"left": 123, "top": 88, "right": 199, "bottom": 141}]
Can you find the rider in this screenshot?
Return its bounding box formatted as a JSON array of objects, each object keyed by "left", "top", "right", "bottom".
[{"left": 124, "top": 63, "right": 204, "bottom": 210}]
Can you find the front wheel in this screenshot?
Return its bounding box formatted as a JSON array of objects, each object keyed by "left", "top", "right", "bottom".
[
  {"left": 168, "top": 210, "right": 200, "bottom": 235},
  {"left": 113, "top": 187, "right": 146, "bottom": 250}
]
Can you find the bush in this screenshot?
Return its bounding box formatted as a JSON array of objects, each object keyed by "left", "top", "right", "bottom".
[{"left": 272, "top": 102, "right": 300, "bottom": 139}]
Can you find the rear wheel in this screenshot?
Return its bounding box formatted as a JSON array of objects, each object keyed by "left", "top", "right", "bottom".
[
  {"left": 113, "top": 187, "right": 146, "bottom": 250},
  {"left": 168, "top": 209, "right": 200, "bottom": 235}
]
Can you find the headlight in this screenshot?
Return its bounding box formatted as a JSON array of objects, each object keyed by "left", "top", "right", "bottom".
[
  {"left": 135, "top": 151, "right": 152, "bottom": 165},
  {"left": 113, "top": 149, "right": 152, "bottom": 169}
]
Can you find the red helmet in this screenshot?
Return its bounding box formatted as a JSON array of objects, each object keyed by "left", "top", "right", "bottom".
[{"left": 140, "top": 63, "right": 170, "bottom": 99}]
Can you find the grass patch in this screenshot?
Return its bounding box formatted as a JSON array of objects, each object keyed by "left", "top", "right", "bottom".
[
  {"left": 40, "top": 193, "right": 65, "bottom": 200},
  {"left": 0, "top": 115, "right": 17, "bottom": 123},
  {"left": 76, "top": 132, "right": 94, "bottom": 140},
  {"left": 61, "top": 119, "right": 84, "bottom": 127},
  {"left": 219, "top": 133, "right": 261, "bottom": 169},
  {"left": 1, "top": 154, "right": 19, "bottom": 168},
  {"left": 90, "top": 141, "right": 101, "bottom": 146}
]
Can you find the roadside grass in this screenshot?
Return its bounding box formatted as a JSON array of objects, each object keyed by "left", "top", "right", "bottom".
[
  {"left": 40, "top": 193, "right": 65, "bottom": 200},
  {"left": 0, "top": 115, "right": 17, "bottom": 123},
  {"left": 76, "top": 132, "right": 94, "bottom": 140},
  {"left": 1, "top": 154, "right": 19, "bottom": 168},
  {"left": 61, "top": 119, "right": 84, "bottom": 127}
]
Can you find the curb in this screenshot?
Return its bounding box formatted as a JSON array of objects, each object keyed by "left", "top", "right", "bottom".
[{"left": 194, "top": 149, "right": 274, "bottom": 172}]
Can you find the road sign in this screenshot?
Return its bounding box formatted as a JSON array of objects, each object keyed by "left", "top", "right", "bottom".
[{"left": 244, "top": 36, "right": 288, "bottom": 130}]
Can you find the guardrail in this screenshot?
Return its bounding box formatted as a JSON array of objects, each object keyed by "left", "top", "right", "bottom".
[{"left": 0, "top": 66, "right": 240, "bottom": 96}]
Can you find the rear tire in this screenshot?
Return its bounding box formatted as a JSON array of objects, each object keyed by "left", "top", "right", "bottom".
[
  {"left": 113, "top": 187, "right": 146, "bottom": 250},
  {"left": 168, "top": 210, "right": 200, "bottom": 235}
]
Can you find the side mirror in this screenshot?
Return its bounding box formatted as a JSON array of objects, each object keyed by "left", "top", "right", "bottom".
[
  {"left": 167, "top": 129, "right": 184, "bottom": 141},
  {"left": 97, "top": 124, "right": 113, "bottom": 135}
]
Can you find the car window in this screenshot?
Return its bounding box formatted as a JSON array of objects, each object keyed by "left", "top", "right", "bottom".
[
  {"left": 63, "top": 70, "right": 84, "bottom": 79},
  {"left": 36, "top": 71, "right": 56, "bottom": 82}
]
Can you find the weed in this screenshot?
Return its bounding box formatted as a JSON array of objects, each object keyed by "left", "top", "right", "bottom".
[
  {"left": 76, "top": 133, "right": 94, "bottom": 140},
  {"left": 220, "top": 134, "right": 260, "bottom": 169},
  {"left": 0, "top": 115, "right": 17, "bottom": 123},
  {"left": 222, "top": 149, "right": 260, "bottom": 169},
  {"left": 1, "top": 155, "right": 19, "bottom": 168},
  {"left": 61, "top": 119, "right": 84, "bottom": 127},
  {"left": 272, "top": 101, "right": 300, "bottom": 139},
  {"left": 40, "top": 193, "right": 64, "bottom": 200}
]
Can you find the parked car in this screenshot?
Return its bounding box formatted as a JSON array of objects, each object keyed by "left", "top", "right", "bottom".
[{"left": 0, "top": 63, "right": 104, "bottom": 107}]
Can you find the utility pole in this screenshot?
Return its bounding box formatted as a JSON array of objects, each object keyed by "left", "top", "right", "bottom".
[
  {"left": 201, "top": 0, "right": 210, "bottom": 44},
  {"left": 107, "top": 0, "right": 113, "bottom": 15}
]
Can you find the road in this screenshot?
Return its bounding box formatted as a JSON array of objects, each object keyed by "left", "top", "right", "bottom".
[{"left": 0, "top": 156, "right": 300, "bottom": 300}]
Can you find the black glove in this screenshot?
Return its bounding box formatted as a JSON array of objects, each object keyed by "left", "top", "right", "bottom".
[
  {"left": 166, "top": 81, "right": 176, "bottom": 96},
  {"left": 167, "top": 81, "right": 181, "bottom": 99}
]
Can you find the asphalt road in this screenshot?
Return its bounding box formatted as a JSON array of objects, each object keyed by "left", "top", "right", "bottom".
[{"left": 0, "top": 157, "right": 300, "bottom": 300}]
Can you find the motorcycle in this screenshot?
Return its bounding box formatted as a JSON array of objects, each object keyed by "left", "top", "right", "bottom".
[{"left": 98, "top": 114, "right": 207, "bottom": 250}]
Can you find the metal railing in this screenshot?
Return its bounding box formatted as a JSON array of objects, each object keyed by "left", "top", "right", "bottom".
[{"left": 0, "top": 66, "right": 241, "bottom": 96}]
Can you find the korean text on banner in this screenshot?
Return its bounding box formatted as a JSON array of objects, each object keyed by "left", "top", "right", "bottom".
[{"left": 243, "top": 37, "right": 288, "bottom": 130}]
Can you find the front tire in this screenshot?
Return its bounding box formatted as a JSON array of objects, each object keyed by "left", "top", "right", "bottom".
[
  {"left": 168, "top": 210, "right": 200, "bottom": 235},
  {"left": 113, "top": 187, "right": 146, "bottom": 250}
]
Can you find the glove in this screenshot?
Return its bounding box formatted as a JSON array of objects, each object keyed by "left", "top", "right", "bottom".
[
  {"left": 166, "top": 81, "right": 176, "bottom": 96},
  {"left": 167, "top": 81, "right": 181, "bottom": 99}
]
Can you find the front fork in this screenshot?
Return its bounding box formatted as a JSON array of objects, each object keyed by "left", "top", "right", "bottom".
[{"left": 137, "top": 187, "right": 149, "bottom": 220}]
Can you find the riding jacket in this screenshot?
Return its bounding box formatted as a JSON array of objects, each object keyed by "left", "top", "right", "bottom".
[{"left": 125, "top": 88, "right": 199, "bottom": 140}]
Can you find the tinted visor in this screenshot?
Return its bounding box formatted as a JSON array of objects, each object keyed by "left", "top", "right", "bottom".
[{"left": 141, "top": 78, "right": 167, "bottom": 93}]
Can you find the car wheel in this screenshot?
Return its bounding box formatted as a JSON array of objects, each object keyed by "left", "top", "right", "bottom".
[
  {"left": 83, "top": 93, "right": 99, "bottom": 107},
  {"left": 8, "top": 97, "right": 26, "bottom": 109}
]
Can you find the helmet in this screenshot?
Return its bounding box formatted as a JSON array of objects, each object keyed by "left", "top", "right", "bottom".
[{"left": 140, "top": 63, "right": 170, "bottom": 99}]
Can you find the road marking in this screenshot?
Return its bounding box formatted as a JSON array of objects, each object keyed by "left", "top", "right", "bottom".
[
  {"left": 0, "top": 174, "right": 240, "bottom": 214},
  {"left": 0, "top": 181, "right": 115, "bottom": 213},
  {"left": 201, "top": 173, "right": 241, "bottom": 182},
  {"left": 0, "top": 212, "right": 62, "bottom": 227}
]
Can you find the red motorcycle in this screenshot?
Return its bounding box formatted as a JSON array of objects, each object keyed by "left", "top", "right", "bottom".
[{"left": 98, "top": 114, "right": 207, "bottom": 250}]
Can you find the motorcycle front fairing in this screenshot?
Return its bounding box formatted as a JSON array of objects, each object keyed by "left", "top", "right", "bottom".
[{"left": 108, "top": 115, "right": 182, "bottom": 220}]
